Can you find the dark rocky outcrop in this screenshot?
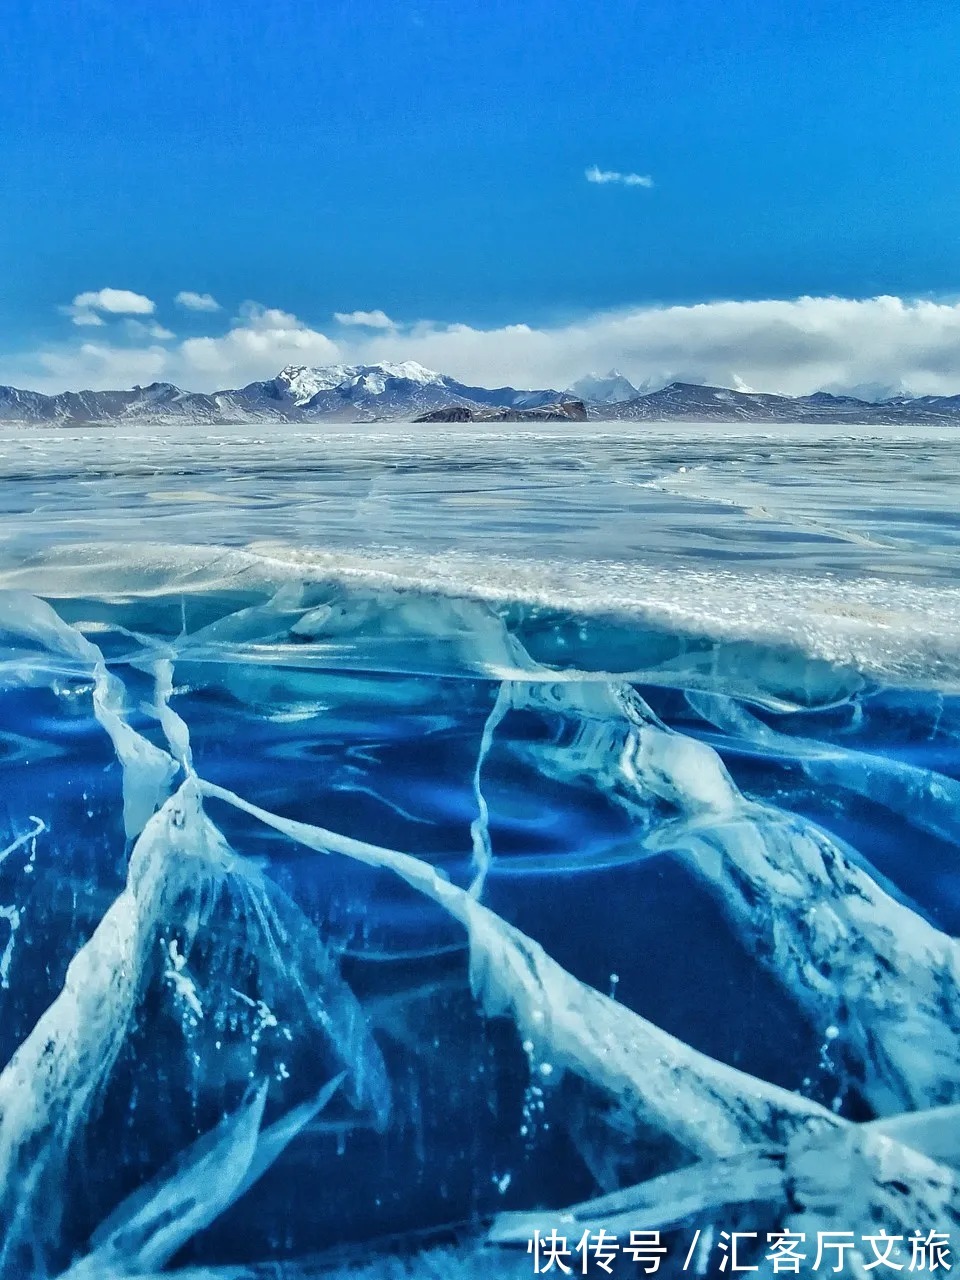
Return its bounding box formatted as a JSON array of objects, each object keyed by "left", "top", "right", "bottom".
[{"left": 414, "top": 399, "right": 588, "bottom": 424}]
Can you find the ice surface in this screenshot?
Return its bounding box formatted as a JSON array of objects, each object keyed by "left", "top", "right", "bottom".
[
  {"left": 0, "top": 423, "right": 958, "bottom": 1275},
  {"left": 65, "top": 1075, "right": 345, "bottom": 1278}
]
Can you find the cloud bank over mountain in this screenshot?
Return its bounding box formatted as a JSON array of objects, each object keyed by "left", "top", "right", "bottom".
[{"left": 8, "top": 292, "right": 960, "bottom": 399}]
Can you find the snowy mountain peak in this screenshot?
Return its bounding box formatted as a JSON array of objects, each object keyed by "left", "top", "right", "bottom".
[
  {"left": 275, "top": 361, "right": 447, "bottom": 406},
  {"left": 368, "top": 360, "right": 445, "bottom": 386},
  {"left": 136, "top": 382, "right": 183, "bottom": 402},
  {"left": 569, "top": 369, "right": 639, "bottom": 404},
  {"left": 275, "top": 365, "right": 355, "bottom": 404}
]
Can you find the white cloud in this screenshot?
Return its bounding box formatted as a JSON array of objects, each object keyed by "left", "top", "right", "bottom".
[
  {"left": 337, "top": 295, "right": 960, "bottom": 397},
  {"left": 71, "top": 287, "right": 156, "bottom": 315},
  {"left": 70, "top": 310, "right": 106, "bottom": 328},
  {"left": 333, "top": 309, "right": 397, "bottom": 330},
  {"left": 175, "top": 290, "right": 222, "bottom": 313},
  {"left": 14, "top": 293, "right": 960, "bottom": 400},
  {"left": 178, "top": 302, "right": 340, "bottom": 383},
  {"left": 34, "top": 342, "right": 170, "bottom": 391},
  {"left": 61, "top": 287, "right": 156, "bottom": 327},
  {"left": 125, "top": 319, "right": 176, "bottom": 341},
  {"left": 585, "top": 165, "right": 654, "bottom": 189}
]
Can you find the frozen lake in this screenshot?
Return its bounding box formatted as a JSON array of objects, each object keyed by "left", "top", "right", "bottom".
[
  {"left": 2, "top": 421, "right": 959, "bottom": 575},
  {"left": 0, "top": 422, "right": 958, "bottom": 1275}
]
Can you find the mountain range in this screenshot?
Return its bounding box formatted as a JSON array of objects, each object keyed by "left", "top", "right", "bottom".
[
  {"left": 0, "top": 362, "right": 563, "bottom": 426},
  {"left": 2, "top": 361, "right": 960, "bottom": 426}
]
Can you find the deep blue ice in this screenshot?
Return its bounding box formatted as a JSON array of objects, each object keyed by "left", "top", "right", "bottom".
[{"left": 0, "top": 422, "right": 959, "bottom": 1277}]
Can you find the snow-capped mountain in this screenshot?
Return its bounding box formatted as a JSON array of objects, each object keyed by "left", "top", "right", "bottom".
[
  {"left": 3, "top": 366, "right": 960, "bottom": 426},
  {"left": 0, "top": 386, "right": 51, "bottom": 420},
  {"left": 0, "top": 363, "right": 567, "bottom": 425},
  {"left": 0, "top": 382, "right": 233, "bottom": 425},
  {"left": 235, "top": 362, "right": 514, "bottom": 420},
  {"left": 263, "top": 362, "right": 566, "bottom": 419},
  {"left": 569, "top": 369, "right": 639, "bottom": 404},
  {"left": 267, "top": 362, "right": 448, "bottom": 407},
  {"left": 593, "top": 381, "right": 958, "bottom": 424}
]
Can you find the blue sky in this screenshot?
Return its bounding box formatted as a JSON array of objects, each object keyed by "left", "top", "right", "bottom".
[{"left": 4, "top": 0, "right": 960, "bottom": 394}]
